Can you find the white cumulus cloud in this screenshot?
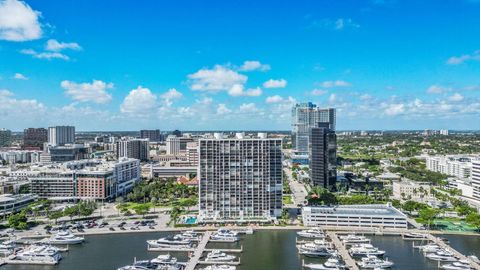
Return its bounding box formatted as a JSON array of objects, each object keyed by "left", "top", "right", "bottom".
[
  {"left": 121, "top": 86, "right": 157, "bottom": 114},
  {"left": 0, "top": 0, "right": 42, "bottom": 41},
  {"left": 20, "top": 49, "right": 70, "bottom": 61},
  {"left": 238, "top": 60, "right": 270, "bottom": 72},
  {"left": 46, "top": 39, "right": 82, "bottom": 52},
  {"left": 311, "top": 89, "right": 327, "bottom": 96},
  {"left": 188, "top": 65, "right": 247, "bottom": 92},
  {"left": 263, "top": 79, "right": 287, "bottom": 88},
  {"left": 61, "top": 80, "right": 113, "bottom": 104},
  {"left": 446, "top": 50, "right": 480, "bottom": 65},
  {"left": 216, "top": 103, "right": 231, "bottom": 115},
  {"left": 228, "top": 84, "right": 262, "bottom": 97},
  {"left": 265, "top": 95, "right": 284, "bottom": 103},
  {"left": 13, "top": 73, "right": 28, "bottom": 80},
  {"left": 384, "top": 103, "right": 405, "bottom": 116},
  {"left": 427, "top": 85, "right": 450, "bottom": 94},
  {"left": 320, "top": 80, "right": 351, "bottom": 88},
  {"left": 448, "top": 93, "right": 464, "bottom": 102},
  {"left": 160, "top": 88, "right": 183, "bottom": 100}
]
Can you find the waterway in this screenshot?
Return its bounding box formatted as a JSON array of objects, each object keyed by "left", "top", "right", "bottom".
[{"left": 3, "top": 231, "right": 479, "bottom": 270}]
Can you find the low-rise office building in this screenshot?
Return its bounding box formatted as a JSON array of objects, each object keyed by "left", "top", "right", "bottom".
[
  {"left": 0, "top": 194, "right": 37, "bottom": 216},
  {"left": 28, "top": 158, "right": 140, "bottom": 200},
  {"left": 302, "top": 203, "right": 407, "bottom": 229}
]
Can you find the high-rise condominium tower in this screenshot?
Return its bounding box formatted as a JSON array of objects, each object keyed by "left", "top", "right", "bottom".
[
  {"left": 48, "top": 126, "right": 75, "bottom": 146},
  {"left": 291, "top": 102, "right": 335, "bottom": 154},
  {"left": 198, "top": 133, "right": 283, "bottom": 222},
  {"left": 309, "top": 122, "right": 337, "bottom": 189}
]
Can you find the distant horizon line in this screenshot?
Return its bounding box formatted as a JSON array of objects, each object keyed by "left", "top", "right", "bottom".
[{"left": 7, "top": 129, "right": 480, "bottom": 133}]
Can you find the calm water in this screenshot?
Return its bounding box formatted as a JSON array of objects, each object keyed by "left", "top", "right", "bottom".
[
  {"left": 3, "top": 231, "right": 479, "bottom": 270},
  {"left": 444, "top": 234, "right": 480, "bottom": 258}
]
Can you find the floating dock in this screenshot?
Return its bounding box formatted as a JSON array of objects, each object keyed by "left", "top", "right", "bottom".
[
  {"left": 326, "top": 231, "right": 360, "bottom": 270},
  {"left": 425, "top": 234, "right": 480, "bottom": 270}
]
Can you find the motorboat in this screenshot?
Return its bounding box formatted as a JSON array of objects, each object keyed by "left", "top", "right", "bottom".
[
  {"left": 402, "top": 232, "right": 429, "bottom": 240},
  {"left": 414, "top": 243, "right": 440, "bottom": 253},
  {"left": 298, "top": 242, "right": 335, "bottom": 257},
  {"left": 0, "top": 240, "right": 15, "bottom": 254},
  {"left": 339, "top": 234, "right": 370, "bottom": 245},
  {"left": 210, "top": 229, "right": 239, "bottom": 242},
  {"left": 303, "top": 257, "right": 347, "bottom": 270},
  {"left": 118, "top": 260, "right": 159, "bottom": 270},
  {"left": 440, "top": 260, "right": 474, "bottom": 270},
  {"left": 11, "top": 244, "right": 62, "bottom": 264},
  {"left": 46, "top": 230, "right": 85, "bottom": 245},
  {"left": 147, "top": 235, "right": 193, "bottom": 248},
  {"left": 119, "top": 256, "right": 185, "bottom": 270},
  {"left": 426, "top": 250, "right": 457, "bottom": 262},
  {"left": 201, "top": 266, "right": 236, "bottom": 270},
  {"left": 356, "top": 255, "right": 394, "bottom": 269},
  {"left": 349, "top": 244, "right": 386, "bottom": 257},
  {"left": 205, "top": 250, "right": 236, "bottom": 262},
  {"left": 180, "top": 230, "right": 201, "bottom": 241},
  {"left": 297, "top": 228, "right": 325, "bottom": 239}
]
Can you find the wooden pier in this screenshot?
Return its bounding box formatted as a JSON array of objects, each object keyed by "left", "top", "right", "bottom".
[
  {"left": 426, "top": 234, "right": 480, "bottom": 270},
  {"left": 326, "top": 231, "right": 360, "bottom": 270},
  {"left": 185, "top": 231, "right": 213, "bottom": 270}
]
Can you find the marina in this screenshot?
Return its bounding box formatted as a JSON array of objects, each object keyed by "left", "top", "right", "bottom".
[{"left": 0, "top": 229, "right": 477, "bottom": 269}]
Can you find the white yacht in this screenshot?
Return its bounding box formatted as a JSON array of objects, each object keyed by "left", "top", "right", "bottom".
[
  {"left": 118, "top": 260, "right": 159, "bottom": 270},
  {"left": 357, "top": 255, "right": 394, "bottom": 269},
  {"left": 151, "top": 254, "right": 178, "bottom": 264},
  {"left": 298, "top": 242, "right": 335, "bottom": 257},
  {"left": 339, "top": 234, "right": 370, "bottom": 245},
  {"left": 180, "top": 230, "right": 201, "bottom": 241},
  {"left": 349, "top": 244, "right": 386, "bottom": 257},
  {"left": 205, "top": 250, "right": 236, "bottom": 262},
  {"left": 303, "top": 257, "right": 347, "bottom": 270},
  {"left": 440, "top": 260, "right": 474, "bottom": 270},
  {"left": 0, "top": 240, "right": 15, "bottom": 254},
  {"left": 414, "top": 243, "right": 441, "bottom": 253},
  {"left": 297, "top": 228, "right": 325, "bottom": 239},
  {"left": 210, "top": 229, "right": 239, "bottom": 242},
  {"left": 201, "top": 266, "right": 236, "bottom": 270},
  {"left": 402, "top": 232, "right": 428, "bottom": 240},
  {"left": 147, "top": 235, "right": 193, "bottom": 248},
  {"left": 11, "top": 244, "right": 62, "bottom": 265},
  {"left": 426, "top": 250, "right": 457, "bottom": 262},
  {"left": 46, "top": 231, "right": 85, "bottom": 245}
]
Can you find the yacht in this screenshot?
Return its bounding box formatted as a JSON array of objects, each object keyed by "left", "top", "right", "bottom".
[
  {"left": 349, "top": 244, "right": 386, "bottom": 257},
  {"left": 297, "top": 228, "right": 325, "bottom": 239},
  {"left": 402, "top": 232, "right": 429, "bottom": 240},
  {"left": 118, "top": 260, "right": 159, "bottom": 270},
  {"left": 426, "top": 250, "right": 457, "bottom": 262},
  {"left": 150, "top": 254, "right": 181, "bottom": 265},
  {"left": 205, "top": 250, "right": 236, "bottom": 262},
  {"left": 118, "top": 260, "right": 184, "bottom": 270},
  {"left": 414, "top": 243, "right": 440, "bottom": 252},
  {"left": 180, "top": 230, "right": 201, "bottom": 241},
  {"left": 201, "top": 266, "right": 236, "bottom": 270},
  {"left": 356, "top": 255, "right": 394, "bottom": 269},
  {"left": 147, "top": 235, "right": 193, "bottom": 249},
  {"left": 303, "top": 257, "right": 347, "bottom": 270},
  {"left": 339, "top": 234, "right": 370, "bottom": 245},
  {"left": 0, "top": 240, "right": 15, "bottom": 254},
  {"left": 11, "top": 244, "right": 62, "bottom": 264},
  {"left": 298, "top": 242, "right": 335, "bottom": 257},
  {"left": 440, "top": 260, "right": 474, "bottom": 270},
  {"left": 46, "top": 231, "right": 85, "bottom": 245},
  {"left": 210, "top": 229, "right": 239, "bottom": 242}
]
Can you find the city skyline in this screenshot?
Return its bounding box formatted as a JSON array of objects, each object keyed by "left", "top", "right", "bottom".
[{"left": 1, "top": 0, "right": 480, "bottom": 131}]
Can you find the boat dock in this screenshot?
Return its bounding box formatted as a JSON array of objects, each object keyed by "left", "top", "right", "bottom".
[
  {"left": 426, "top": 234, "right": 480, "bottom": 270},
  {"left": 326, "top": 231, "right": 360, "bottom": 270},
  {"left": 185, "top": 231, "right": 212, "bottom": 270}
]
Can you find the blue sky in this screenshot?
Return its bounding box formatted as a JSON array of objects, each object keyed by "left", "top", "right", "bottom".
[{"left": 1, "top": 0, "right": 480, "bottom": 131}]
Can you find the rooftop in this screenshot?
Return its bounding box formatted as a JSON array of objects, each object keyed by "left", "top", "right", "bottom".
[{"left": 303, "top": 204, "right": 406, "bottom": 218}]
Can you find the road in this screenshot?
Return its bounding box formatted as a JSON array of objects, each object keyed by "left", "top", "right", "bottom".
[{"left": 284, "top": 167, "right": 308, "bottom": 206}]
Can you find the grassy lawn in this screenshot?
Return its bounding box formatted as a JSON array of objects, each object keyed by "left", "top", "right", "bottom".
[{"left": 283, "top": 195, "right": 293, "bottom": 205}]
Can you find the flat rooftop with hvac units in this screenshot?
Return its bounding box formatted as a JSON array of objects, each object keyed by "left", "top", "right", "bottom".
[{"left": 302, "top": 203, "right": 408, "bottom": 229}]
